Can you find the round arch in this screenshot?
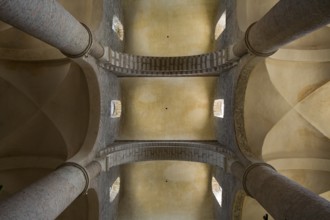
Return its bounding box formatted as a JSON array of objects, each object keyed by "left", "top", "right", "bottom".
[{"left": 98, "top": 142, "right": 235, "bottom": 170}]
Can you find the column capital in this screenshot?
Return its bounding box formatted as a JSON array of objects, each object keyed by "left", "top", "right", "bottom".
[
  {"left": 244, "top": 22, "right": 277, "bottom": 57},
  {"left": 57, "top": 162, "right": 90, "bottom": 195},
  {"left": 242, "top": 162, "right": 276, "bottom": 197},
  {"left": 61, "top": 23, "right": 93, "bottom": 58}
]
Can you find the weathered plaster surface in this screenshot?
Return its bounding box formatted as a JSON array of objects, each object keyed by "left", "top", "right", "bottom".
[
  {"left": 119, "top": 77, "right": 217, "bottom": 140},
  {"left": 117, "top": 0, "right": 220, "bottom": 219}
]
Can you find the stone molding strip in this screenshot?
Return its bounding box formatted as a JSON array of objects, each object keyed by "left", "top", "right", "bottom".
[
  {"left": 242, "top": 162, "right": 276, "bottom": 197},
  {"left": 99, "top": 49, "right": 237, "bottom": 76},
  {"left": 234, "top": 57, "right": 264, "bottom": 159},
  {"left": 98, "top": 141, "right": 235, "bottom": 170},
  {"left": 57, "top": 162, "right": 90, "bottom": 195},
  {"left": 61, "top": 23, "right": 93, "bottom": 58},
  {"left": 244, "top": 22, "right": 277, "bottom": 57},
  {"left": 232, "top": 190, "right": 246, "bottom": 220}
]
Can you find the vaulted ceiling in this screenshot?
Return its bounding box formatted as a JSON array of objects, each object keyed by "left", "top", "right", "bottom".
[{"left": 0, "top": 0, "right": 329, "bottom": 219}]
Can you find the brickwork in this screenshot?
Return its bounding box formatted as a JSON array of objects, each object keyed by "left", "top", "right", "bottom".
[
  {"left": 99, "top": 49, "right": 237, "bottom": 76},
  {"left": 97, "top": 142, "right": 235, "bottom": 170}
]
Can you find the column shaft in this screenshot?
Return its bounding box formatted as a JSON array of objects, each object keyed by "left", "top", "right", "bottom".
[
  {"left": 0, "top": 161, "right": 101, "bottom": 220},
  {"left": 234, "top": 0, "right": 330, "bottom": 57},
  {"left": 0, "top": 0, "right": 104, "bottom": 58},
  {"left": 240, "top": 164, "right": 330, "bottom": 220}
]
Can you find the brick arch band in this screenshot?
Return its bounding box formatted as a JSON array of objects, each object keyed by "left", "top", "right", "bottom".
[
  {"left": 99, "top": 49, "right": 237, "bottom": 76},
  {"left": 98, "top": 142, "right": 235, "bottom": 170}
]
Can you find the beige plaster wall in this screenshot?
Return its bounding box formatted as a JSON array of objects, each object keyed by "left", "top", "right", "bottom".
[
  {"left": 242, "top": 197, "right": 274, "bottom": 220},
  {"left": 119, "top": 77, "right": 216, "bottom": 140},
  {"left": 118, "top": 0, "right": 219, "bottom": 219},
  {"left": 0, "top": 60, "right": 90, "bottom": 160},
  {"left": 122, "top": 0, "right": 219, "bottom": 56},
  {"left": 118, "top": 161, "right": 215, "bottom": 220},
  {"left": 240, "top": 2, "right": 330, "bottom": 219},
  {"left": 119, "top": 0, "right": 218, "bottom": 141},
  {"left": 0, "top": 1, "right": 101, "bottom": 219}
]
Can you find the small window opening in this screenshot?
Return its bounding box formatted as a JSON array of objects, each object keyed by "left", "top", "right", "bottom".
[
  {"left": 215, "top": 11, "right": 226, "bottom": 40},
  {"left": 111, "top": 100, "right": 122, "bottom": 118},
  {"left": 212, "top": 177, "right": 222, "bottom": 206},
  {"left": 109, "top": 177, "right": 120, "bottom": 202},
  {"left": 112, "top": 16, "right": 124, "bottom": 41},
  {"left": 213, "top": 99, "right": 224, "bottom": 118}
]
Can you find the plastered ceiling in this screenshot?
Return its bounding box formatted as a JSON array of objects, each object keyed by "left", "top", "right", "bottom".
[
  {"left": 0, "top": 1, "right": 101, "bottom": 218},
  {"left": 0, "top": 0, "right": 329, "bottom": 219},
  {"left": 238, "top": 0, "right": 330, "bottom": 219},
  {"left": 118, "top": 0, "right": 220, "bottom": 219}
]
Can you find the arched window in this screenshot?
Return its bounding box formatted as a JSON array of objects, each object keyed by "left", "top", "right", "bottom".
[
  {"left": 112, "top": 16, "right": 124, "bottom": 41},
  {"left": 212, "top": 177, "right": 222, "bottom": 206},
  {"left": 109, "top": 177, "right": 120, "bottom": 202},
  {"left": 111, "top": 100, "right": 122, "bottom": 118},
  {"left": 213, "top": 99, "right": 224, "bottom": 118},
  {"left": 215, "top": 11, "right": 226, "bottom": 40}
]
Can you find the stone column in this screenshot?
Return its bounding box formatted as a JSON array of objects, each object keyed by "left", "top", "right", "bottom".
[
  {"left": 231, "top": 162, "right": 330, "bottom": 220},
  {"left": 0, "top": 161, "right": 101, "bottom": 220},
  {"left": 0, "top": 0, "right": 104, "bottom": 58},
  {"left": 233, "top": 0, "right": 330, "bottom": 57}
]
